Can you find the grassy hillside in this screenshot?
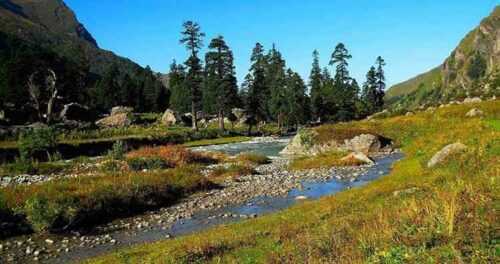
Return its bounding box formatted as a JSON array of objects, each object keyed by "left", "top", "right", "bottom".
[
  {"left": 89, "top": 100, "right": 499, "bottom": 263},
  {"left": 386, "top": 6, "right": 500, "bottom": 110}
]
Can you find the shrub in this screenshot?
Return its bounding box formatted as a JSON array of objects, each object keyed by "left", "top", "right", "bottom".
[
  {"left": 107, "top": 140, "right": 126, "bottom": 160},
  {"left": 235, "top": 153, "right": 271, "bottom": 165},
  {"left": 23, "top": 195, "right": 63, "bottom": 232},
  {"left": 18, "top": 127, "right": 57, "bottom": 161},
  {"left": 127, "top": 145, "right": 216, "bottom": 167},
  {"left": 127, "top": 157, "right": 168, "bottom": 171},
  {"left": 1, "top": 157, "right": 36, "bottom": 174}
]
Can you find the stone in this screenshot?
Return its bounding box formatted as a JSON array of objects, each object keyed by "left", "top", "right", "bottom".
[
  {"left": 405, "top": 112, "right": 414, "bottom": 116},
  {"left": 465, "top": 108, "right": 484, "bottom": 118},
  {"left": 343, "top": 134, "right": 382, "bottom": 154},
  {"left": 295, "top": 195, "right": 308, "bottom": 200},
  {"left": 341, "top": 152, "right": 375, "bottom": 165},
  {"left": 426, "top": 107, "right": 436, "bottom": 112},
  {"left": 110, "top": 106, "right": 134, "bottom": 116},
  {"left": 463, "top": 97, "right": 482, "bottom": 104},
  {"left": 95, "top": 113, "right": 132, "bottom": 128},
  {"left": 427, "top": 143, "right": 467, "bottom": 168},
  {"left": 180, "top": 113, "right": 193, "bottom": 127},
  {"left": 280, "top": 129, "right": 318, "bottom": 155},
  {"left": 366, "top": 109, "right": 389, "bottom": 120},
  {"left": 59, "top": 103, "right": 92, "bottom": 122},
  {"left": 161, "top": 109, "right": 177, "bottom": 126}
]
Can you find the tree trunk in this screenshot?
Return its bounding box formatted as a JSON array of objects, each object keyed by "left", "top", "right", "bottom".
[
  {"left": 218, "top": 109, "right": 225, "bottom": 132},
  {"left": 46, "top": 91, "right": 57, "bottom": 124},
  {"left": 191, "top": 103, "right": 198, "bottom": 131},
  {"left": 247, "top": 124, "right": 252, "bottom": 136}
]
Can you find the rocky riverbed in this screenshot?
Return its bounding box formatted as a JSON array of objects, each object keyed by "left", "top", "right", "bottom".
[{"left": 0, "top": 150, "right": 402, "bottom": 264}]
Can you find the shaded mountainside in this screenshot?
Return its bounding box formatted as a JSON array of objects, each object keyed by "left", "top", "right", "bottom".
[
  {"left": 0, "top": 0, "right": 168, "bottom": 123},
  {"left": 386, "top": 6, "right": 500, "bottom": 110}
]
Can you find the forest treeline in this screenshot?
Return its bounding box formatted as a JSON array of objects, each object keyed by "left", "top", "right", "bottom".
[{"left": 0, "top": 22, "right": 386, "bottom": 128}]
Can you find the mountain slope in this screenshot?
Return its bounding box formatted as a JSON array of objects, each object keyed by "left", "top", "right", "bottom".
[
  {"left": 386, "top": 6, "right": 500, "bottom": 109},
  {"left": 0, "top": 0, "right": 168, "bottom": 123}
]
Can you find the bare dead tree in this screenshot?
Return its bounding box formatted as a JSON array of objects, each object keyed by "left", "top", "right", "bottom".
[{"left": 27, "top": 69, "right": 58, "bottom": 124}]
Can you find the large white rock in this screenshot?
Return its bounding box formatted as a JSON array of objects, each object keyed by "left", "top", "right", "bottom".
[
  {"left": 161, "top": 109, "right": 177, "bottom": 126},
  {"left": 341, "top": 152, "right": 374, "bottom": 165},
  {"left": 427, "top": 143, "right": 467, "bottom": 168},
  {"left": 463, "top": 97, "right": 482, "bottom": 104},
  {"left": 343, "top": 134, "right": 382, "bottom": 154},
  {"left": 96, "top": 113, "right": 132, "bottom": 128},
  {"left": 111, "top": 106, "right": 134, "bottom": 116},
  {"left": 465, "top": 108, "right": 484, "bottom": 118}
]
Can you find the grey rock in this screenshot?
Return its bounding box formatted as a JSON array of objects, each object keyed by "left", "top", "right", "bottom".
[{"left": 427, "top": 143, "right": 467, "bottom": 168}]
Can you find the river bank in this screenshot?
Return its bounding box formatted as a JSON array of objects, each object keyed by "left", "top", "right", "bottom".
[{"left": 0, "top": 135, "right": 402, "bottom": 263}]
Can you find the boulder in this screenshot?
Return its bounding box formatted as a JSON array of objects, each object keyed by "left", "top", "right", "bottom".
[
  {"left": 161, "top": 109, "right": 177, "bottom": 126},
  {"left": 180, "top": 113, "right": 193, "bottom": 127},
  {"left": 59, "top": 103, "right": 92, "bottom": 122},
  {"left": 427, "top": 143, "right": 467, "bottom": 168},
  {"left": 341, "top": 152, "right": 374, "bottom": 165},
  {"left": 95, "top": 113, "right": 132, "bottom": 128},
  {"left": 366, "top": 109, "right": 389, "bottom": 120},
  {"left": 343, "top": 134, "right": 382, "bottom": 154},
  {"left": 463, "top": 97, "right": 482, "bottom": 104},
  {"left": 111, "top": 106, "right": 134, "bottom": 116},
  {"left": 405, "top": 112, "right": 414, "bottom": 116},
  {"left": 465, "top": 108, "right": 484, "bottom": 118},
  {"left": 280, "top": 129, "right": 318, "bottom": 155},
  {"left": 232, "top": 108, "right": 246, "bottom": 120},
  {"left": 426, "top": 107, "right": 436, "bottom": 112}
]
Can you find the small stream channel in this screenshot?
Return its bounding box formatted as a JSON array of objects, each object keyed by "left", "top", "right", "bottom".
[{"left": 51, "top": 138, "right": 403, "bottom": 263}]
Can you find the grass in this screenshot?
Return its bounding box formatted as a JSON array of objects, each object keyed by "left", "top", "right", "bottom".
[
  {"left": 88, "top": 100, "right": 499, "bottom": 264},
  {"left": 0, "top": 146, "right": 220, "bottom": 233},
  {"left": 208, "top": 164, "right": 255, "bottom": 182},
  {"left": 233, "top": 153, "right": 271, "bottom": 165},
  {"left": 289, "top": 150, "right": 366, "bottom": 170}
]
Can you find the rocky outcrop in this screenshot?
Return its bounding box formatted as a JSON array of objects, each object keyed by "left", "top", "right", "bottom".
[
  {"left": 281, "top": 130, "right": 392, "bottom": 156},
  {"left": 280, "top": 129, "right": 318, "bottom": 155},
  {"left": 465, "top": 108, "right": 484, "bottom": 117},
  {"left": 95, "top": 113, "right": 131, "bottom": 128},
  {"left": 341, "top": 152, "right": 374, "bottom": 165},
  {"left": 59, "top": 103, "right": 92, "bottom": 122},
  {"left": 111, "top": 106, "right": 133, "bottom": 116},
  {"left": 343, "top": 134, "right": 383, "bottom": 154},
  {"left": 427, "top": 143, "right": 468, "bottom": 168},
  {"left": 161, "top": 109, "right": 177, "bottom": 126},
  {"left": 463, "top": 97, "right": 483, "bottom": 104}
]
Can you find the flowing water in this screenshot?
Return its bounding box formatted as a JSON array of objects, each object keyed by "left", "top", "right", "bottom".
[{"left": 50, "top": 138, "right": 402, "bottom": 263}]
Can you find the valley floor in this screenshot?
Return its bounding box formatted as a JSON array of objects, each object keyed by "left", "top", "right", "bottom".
[{"left": 88, "top": 100, "right": 499, "bottom": 263}]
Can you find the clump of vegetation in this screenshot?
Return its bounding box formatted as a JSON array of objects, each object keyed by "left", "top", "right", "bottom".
[
  {"left": 208, "top": 164, "right": 255, "bottom": 182},
  {"left": 126, "top": 157, "right": 168, "bottom": 171},
  {"left": 126, "top": 145, "right": 217, "bottom": 167},
  {"left": 107, "top": 140, "right": 126, "bottom": 160},
  {"left": 1, "top": 165, "right": 210, "bottom": 232},
  {"left": 89, "top": 100, "right": 499, "bottom": 263},
  {"left": 234, "top": 153, "right": 270, "bottom": 165},
  {"left": 17, "top": 127, "right": 57, "bottom": 161},
  {"left": 289, "top": 150, "right": 356, "bottom": 170}
]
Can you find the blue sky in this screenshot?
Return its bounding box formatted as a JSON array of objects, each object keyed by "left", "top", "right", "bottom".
[{"left": 65, "top": 0, "right": 498, "bottom": 88}]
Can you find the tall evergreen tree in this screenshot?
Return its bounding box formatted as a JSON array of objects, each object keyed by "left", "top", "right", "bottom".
[
  {"left": 204, "top": 35, "right": 238, "bottom": 131},
  {"left": 362, "top": 66, "right": 378, "bottom": 115},
  {"left": 329, "top": 43, "right": 356, "bottom": 121},
  {"left": 309, "top": 50, "right": 323, "bottom": 122},
  {"left": 374, "top": 56, "right": 386, "bottom": 112},
  {"left": 245, "top": 43, "right": 267, "bottom": 134},
  {"left": 168, "top": 60, "right": 190, "bottom": 113},
  {"left": 180, "top": 21, "right": 205, "bottom": 130},
  {"left": 266, "top": 44, "right": 287, "bottom": 127},
  {"left": 285, "top": 69, "right": 308, "bottom": 128}
]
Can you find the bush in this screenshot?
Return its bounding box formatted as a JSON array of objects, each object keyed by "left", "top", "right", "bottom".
[
  {"left": 107, "top": 140, "right": 126, "bottom": 160},
  {"left": 23, "top": 195, "right": 64, "bottom": 232},
  {"left": 235, "top": 153, "right": 271, "bottom": 165},
  {"left": 127, "top": 157, "right": 168, "bottom": 171},
  {"left": 18, "top": 127, "right": 57, "bottom": 161},
  {"left": 2, "top": 157, "right": 36, "bottom": 174},
  {"left": 127, "top": 145, "right": 216, "bottom": 167}
]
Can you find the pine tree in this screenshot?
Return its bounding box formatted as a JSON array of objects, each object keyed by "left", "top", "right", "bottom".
[
  {"left": 204, "top": 35, "right": 238, "bottom": 131},
  {"left": 94, "top": 63, "right": 120, "bottom": 111},
  {"left": 374, "top": 56, "right": 386, "bottom": 112},
  {"left": 362, "top": 66, "right": 378, "bottom": 115},
  {"left": 329, "top": 43, "right": 355, "bottom": 121},
  {"left": 180, "top": 21, "right": 205, "bottom": 131},
  {"left": 168, "top": 60, "right": 190, "bottom": 113},
  {"left": 309, "top": 50, "right": 323, "bottom": 122},
  {"left": 245, "top": 43, "right": 267, "bottom": 134},
  {"left": 286, "top": 69, "right": 307, "bottom": 128},
  {"left": 266, "top": 44, "right": 287, "bottom": 127}
]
